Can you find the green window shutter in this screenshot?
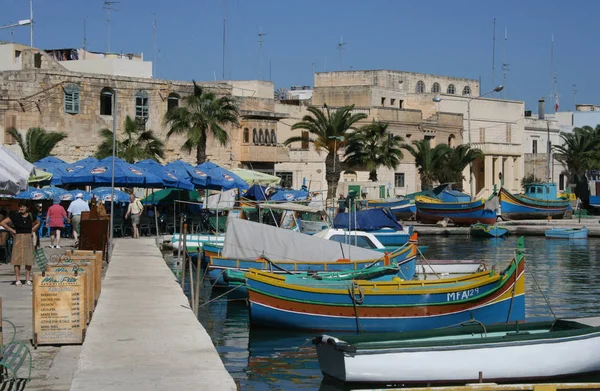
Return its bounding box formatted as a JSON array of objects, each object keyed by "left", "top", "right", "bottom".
[{"left": 64, "top": 84, "right": 80, "bottom": 114}]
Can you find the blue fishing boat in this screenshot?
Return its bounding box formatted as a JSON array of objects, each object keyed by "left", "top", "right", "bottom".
[
  {"left": 366, "top": 198, "right": 416, "bottom": 221},
  {"left": 499, "top": 183, "right": 570, "bottom": 220},
  {"left": 245, "top": 237, "right": 526, "bottom": 332},
  {"left": 333, "top": 208, "right": 413, "bottom": 246},
  {"left": 545, "top": 226, "right": 588, "bottom": 239},
  {"left": 470, "top": 222, "right": 508, "bottom": 238},
  {"left": 415, "top": 194, "right": 498, "bottom": 226}
]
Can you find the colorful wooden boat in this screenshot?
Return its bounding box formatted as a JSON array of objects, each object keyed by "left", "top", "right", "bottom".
[
  {"left": 545, "top": 226, "right": 588, "bottom": 239},
  {"left": 499, "top": 183, "right": 570, "bottom": 220},
  {"left": 245, "top": 237, "right": 526, "bottom": 332},
  {"left": 415, "top": 195, "right": 498, "bottom": 226},
  {"left": 366, "top": 198, "right": 416, "bottom": 221},
  {"left": 470, "top": 222, "right": 508, "bottom": 238},
  {"left": 313, "top": 316, "right": 600, "bottom": 384}
]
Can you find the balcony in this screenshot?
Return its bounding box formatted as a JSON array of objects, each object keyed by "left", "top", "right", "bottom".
[{"left": 239, "top": 144, "right": 290, "bottom": 163}]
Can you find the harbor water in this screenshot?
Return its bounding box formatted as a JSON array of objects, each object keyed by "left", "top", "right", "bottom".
[{"left": 168, "top": 235, "right": 600, "bottom": 390}]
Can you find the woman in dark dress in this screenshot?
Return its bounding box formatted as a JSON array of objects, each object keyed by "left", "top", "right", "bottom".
[{"left": 0, "top": 201, "right": 40, "bottom": 286}]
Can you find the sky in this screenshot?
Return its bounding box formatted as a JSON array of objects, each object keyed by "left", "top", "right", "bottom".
[{"left": 2, "top": 0, "right": 599, "bottom": 112}]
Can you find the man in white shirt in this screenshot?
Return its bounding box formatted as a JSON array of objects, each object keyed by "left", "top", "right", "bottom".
[
  {"left": 67, "top": 193, "right": 90, "bottom": 246},
  {"left": 125, "top": 194, "right": 143, "bottom": 238}
]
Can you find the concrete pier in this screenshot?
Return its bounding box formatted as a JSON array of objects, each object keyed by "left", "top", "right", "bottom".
[{"left": 69, "top": 238, "right": 236, "bottom": 391}]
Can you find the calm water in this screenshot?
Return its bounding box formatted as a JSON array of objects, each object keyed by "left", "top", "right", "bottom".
[{"left": 171, "top": 236, "right": 600, "bottom": 390}]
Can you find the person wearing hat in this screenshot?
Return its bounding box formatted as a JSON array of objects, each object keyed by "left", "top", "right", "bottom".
[
  {"left": 67, "top": 193, "right": 90, "bottom": 246},
  {"left": 0, "top": 201, "right": 40, "bottom": 286},
  {"left": 47, "top": 198, "right": 67, "bottom": 248}
]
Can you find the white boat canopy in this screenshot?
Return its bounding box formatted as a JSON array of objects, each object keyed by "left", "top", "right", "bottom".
[
  {"left": 258, "top": 202, "right": 324, "bottom": 214},
  {"left": 222, "top": 218, "right": 383, "bottom": 262},
  {"left": 0, "top": 146, "right": 34, "bottom": 195}
]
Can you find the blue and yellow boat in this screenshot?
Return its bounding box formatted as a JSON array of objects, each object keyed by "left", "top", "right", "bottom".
[
  {"left": 366, "top": 198, "right": 416, "bottom": 221},
  {"left": 470, "top": 222, "right": 508, "bottom": 238},
  {"left": 245, "top": 238, "right": 526, "bottom": 332},
  {"left": 415, "top": 195, "right": 498, "bottom": 226},
  {"left": 500, "top": 183, "right": 570, "bottom": 220}
]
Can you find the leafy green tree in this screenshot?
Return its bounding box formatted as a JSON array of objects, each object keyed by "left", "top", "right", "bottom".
[
  {"left": 344, "top": 120, "right": 404, "bottom": 182},
  {"left": 95, "top": 115, "right": 165, "bottom": 163},
  {"left": 401, "top": 139, "right": 451, "bottom": 190},
  {"left": 284, "top": 104, "right": 367, "bottom": 198},
  {"left": 7, "top": 127, "right": 67, "bottom": 163},
  {"left": 164, "top": 81, "right": 239, "bottom": 164},
  {"left": 521, "top": 173, "right": 542, "bottom": 188},
  {"left": 553, "top": 125, "right": 600, "bottom": 183},
  {"left": 435, "top": 145, "right": 483, "bottom": 190}
]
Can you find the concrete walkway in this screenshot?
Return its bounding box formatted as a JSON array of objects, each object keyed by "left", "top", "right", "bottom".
[{"left": 70, "top": 238, "right": 236, "bottom": 391}]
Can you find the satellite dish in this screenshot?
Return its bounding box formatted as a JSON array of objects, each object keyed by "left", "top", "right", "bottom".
[{"left": 275, "top": 88, "right": 288, "bottom": 101}]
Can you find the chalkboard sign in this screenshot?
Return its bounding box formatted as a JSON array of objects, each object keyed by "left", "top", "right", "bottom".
[{"left": 32, "top": 272, "right": 86, "bottom": 346}]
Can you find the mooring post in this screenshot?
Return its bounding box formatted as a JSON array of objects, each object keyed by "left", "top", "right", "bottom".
[{"left": 180, "top": 222, "right": 187, "bottom": 291}]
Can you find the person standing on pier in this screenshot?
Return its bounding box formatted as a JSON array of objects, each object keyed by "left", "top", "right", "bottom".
[
  {"left": 125, "top": 194, "right": 143, "bottom": 238},
  {"left": 47, "top": 198, "right": 67, "bottom": 248},
  {"left": 68, "top": 193, "right": 90, "bottom": 247},
  {"left": 0, "top": 201, "right": 40, "bottom": 286}
]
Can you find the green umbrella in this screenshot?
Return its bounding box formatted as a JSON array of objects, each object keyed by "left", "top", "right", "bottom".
[
  {"left": 141, "top": 189, "right": 201, "bottom": 204},
  {"left": 230, "top": 168, "right": 281, "bottom": 186}
]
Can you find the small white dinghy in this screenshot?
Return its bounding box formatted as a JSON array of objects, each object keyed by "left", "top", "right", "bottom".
[{"left": 313, "top": 317, "right": 600, "bottom": 385}]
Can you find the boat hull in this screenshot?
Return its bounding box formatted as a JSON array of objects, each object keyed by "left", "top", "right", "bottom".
[
  {"left": 470, "top": 223, "right": 508, "bottom": 238},
  {"left": 545, "top": 227, "right": 588, "bottom": 239},
  {"left": 416, "top": 198, "right": 497, "bottom": 226},
  {"left": 499, "top": 188, "right": 569, "bottom": 220},
  {"left": 314, "top": 321, "right": 600, "bottom": 384}
]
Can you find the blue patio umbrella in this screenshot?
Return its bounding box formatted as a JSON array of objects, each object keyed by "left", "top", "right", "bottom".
[
  {"left": 34, "top": 157, "right": 68, "bottom": 186},
  {"left": 64, "top": 190, "right": 93, "bottom": 202},
  {"left": 269, "top": 188, "right": 309, "bottom": 202},
  {"left": 41, "top": 186, "right": 69, "bottom": 200},
  {"left": 61, "top": 157, "right": 163, "bottom": 187},
  {"left": 15, "top": 187, "right": 48, "bottom": 201},
  {"left": 243, "top": 184, "right": 268, "bottom": 201},
  {"left": 164, "top": 160, "right": 209, "bottom": 188},
  {"left": 35, "top": 156, "right": 66, "bottom": 166},
  {"left": 195, "top": 161, "right": 248, "bottom": 190},
  {"left": 134, "top": 159, "right": 194, "bottom": 190},
  {"left": 91, "top": 187, "right": 131, "bottom": 204}
]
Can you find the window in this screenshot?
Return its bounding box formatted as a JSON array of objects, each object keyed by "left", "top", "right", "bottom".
[
  {"left": 532, "top": 139, "right": 538, "bottom": 154},
  {"left": 276, "top": 171, "right": 293, "bottom": 188},
  {"left": 328, "top": 235, "right": 377, "bottom": 249},
  {"left": 258, "top": 129, "right": 264, "bottom": 144},
  {"left": 34, "top": 53, "right": 42, "bottom": 68},
  {"left": 301, "top": 131, "right": 309, "bottom": 149},
  {"left": 424, "top": 135, "right": 435, "bottom": 142},
  {"left": 479, "top": 128, "right": 486, "bottom": 143},
  {"left": 559, "top": 174, "right": 565, "bottom": 191},
  {"left": 416, "top": 80, "right": 425, "bottom": 93},
  {"left": 264, "top": 129, "right": 271, "bottom": 144},
  {"left": 390, "top": 98, "right": 396, "bottom": 106},
  {"left": 243, "top": 128, "right": 249, "bottom": 144},
  {"left": 447, "top": 84, "right": 456, "bottom": 94},
  {"left": 167, "top": 92, "right": 179, "bottom": 112},
  {"left": 3, "top": 115, "right": 16, "bottom": 144},
  {"left": 381, "top": 97, "right": 386, "bottom": 106},
  {"left": 398, "top": 100, "right": 404, "bottom": 109},
  {"left": 432, "top": 82, "right": 440, "bottom": 93},
  {"left": 506, "top": 124, "right": 512, "bottom": 143},
  {"left": 100, "top": 87, "right": 113, "bottom": 116},
  {"left": 448, "top": 134, "right": 455, "bottom": 147},
  {"left": 252, "top": 129, "right": 257, "bottom": 144},
  {"left": 64, "top": 84, "right": 80, "bottom": 114},
  {"left": 394, "top": 173, "right": 405, "bottom": 188},
  {"left": 271, "top": 129, "right": 277, "bottom": 145},
  {"left": 135, "top": 90, "right": 149, "bottom": 121},
  {"left": 462, "top": 86, "right": 471, "bottom": 96}
]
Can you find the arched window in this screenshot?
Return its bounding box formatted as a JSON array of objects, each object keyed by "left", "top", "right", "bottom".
[
  {"left": 462, "top": 86, "right": 471, "bottom": 96},
  {"left": 415, "top": 80, "right": 425, "bottom": 93},
  {"left": 258, "top": 129, "right": 264, "bottom": 144},
  {"left": 252, "top": 128, "right": 257, "bottom": 144},
  {"left": 271, "top": 129, "right": 277, "bottom": 145},
  {"left": 447, "top": 84, "right": 456, "bottom": 94},
  {"left": 167, "top": 92, "right": 179, "bottom": 112},
  {"left": 432, "top": 82, "right": 440, "bottom": 93},
  {"left": 264, "top": 129, "right": 271, "bottom": 144},
  {"left": 243, "top": 128, "right": 249, "bottom": 144},
  {"left": 64, "top": 84, "right": 80, "bottom": 114},
  {"left": 448, "top": 134, "right": 456, "bottom": 147},
  {"left": 100, "top": 87, "right": 113, "bottom": 116},
  {"left": 135, "top": 90, "right": 150, "bottom": 120}
]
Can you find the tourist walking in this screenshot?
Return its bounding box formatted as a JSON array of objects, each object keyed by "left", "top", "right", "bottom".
[
  {"left": 67, "top": 193, "right": 90, "bottom": 247},
  {"left": 0, "top": 201, "right": 40, "bottom": 286},
  {"left": 47, "top": 198, "right": 67, "bottom": 248},
  {"left": 125, "top": 194, "right": 143, "bottom": 238}
]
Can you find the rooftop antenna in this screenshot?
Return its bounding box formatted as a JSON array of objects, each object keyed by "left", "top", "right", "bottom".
[
  {"left": 29, "top": 0, "right": 33, "bottom": 47},
  {"left": 152, "top": 13, "right": 157, "bottom": 78},
  {"left": 550, "top": 34, "right": 559, "bottom": 113},
  {"left": 222, "top": 0, "right": 227, "bottom": 79},
  {"left": 337, "top": 36, "right": 346, "bottom": 71},
  {"left": 502, "top": 28, "right": 510, "bottom": 99},
  {"left": 103, "top": 1, "right": 120, "bottom": 53},
  {"left": 491, "top": 18, "right": 496, "bottom": 95},
  {"left": 9, "top": 22, "right": 14, "bottom": 43},
  {"left": 83, "top": 16, "right": 87, "bottom": 59},
  {"left": 258, "top": 28, "right": 267, "bottom": 80},
  {"left": 572, "top": 84, "right": 577, "bottom": 111}
]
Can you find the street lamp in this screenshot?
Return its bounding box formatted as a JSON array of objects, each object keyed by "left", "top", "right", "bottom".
[
  {"left": 0, "top": 19, "right": 32, "bottom": 31},
  {"left": 432, "top": 85, "right": 504, "bottom": 200}
]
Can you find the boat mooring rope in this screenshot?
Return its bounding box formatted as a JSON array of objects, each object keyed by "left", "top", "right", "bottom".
[
  {"left": 199, "top": 283, "right": 245, "bottom": 308},
  {"left": 524, "top": 254, "right": 557, "bottom": 319},
  {"left": 417, "top": 246, "right": 442, "bottom": 279},
  {"left": 348, "top": 281, "right": 364, "bottom": 333}
]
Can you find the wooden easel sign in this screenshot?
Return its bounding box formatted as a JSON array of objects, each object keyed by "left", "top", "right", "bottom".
[
  {"left": 32, "top": 272, "right": 86, "bottom": 346},
  {"left": 44, "top": 264, "right": 91, "bottom": 324}
]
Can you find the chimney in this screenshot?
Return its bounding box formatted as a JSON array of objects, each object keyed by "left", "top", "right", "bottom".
[{"left": 538, "top": 98, "right": 545, "bottom": 120}]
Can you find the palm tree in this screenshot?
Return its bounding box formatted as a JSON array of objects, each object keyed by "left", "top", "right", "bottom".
[
  {"left": 344, "top": 120, "right": 404, "bottom": 182},
  {"left": 7, "top": 127, "right": 67, "bottom": 163},
  {"left": 164, "top": 81, "right": 239, "bottom": 164},
  {"left": 401, "top": 139, "right": 451, "bottom": 190},
  {"left": 284, "top": 104, "right": 367, "bottom": 198},
  {"left": 95, "top": 115, "right": 165, "bottom": 163},
  {"left": 435, "top": 145, "right": 483, "bottom": 189},
  {"left": 553, "top": 125, "right": 600, "bottom": 183}
]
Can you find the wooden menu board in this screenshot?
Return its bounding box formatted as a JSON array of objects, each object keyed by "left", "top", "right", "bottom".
[
  {"left": 32, "top": 272, "right": 85, "bottom": 346},
  {"left": 68, "top": 250, "right": 102, "bottom": 303},
  {"left": 44, "top": 264, "right": 91, "bottom": 324},
  {"left": 52, "top": 255, "right": 96, "bottom": 314}
]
